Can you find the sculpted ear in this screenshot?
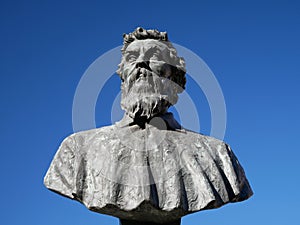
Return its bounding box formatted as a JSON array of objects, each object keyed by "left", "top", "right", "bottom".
[{"left": 168, "top": 66, "right": 186, "bottom": 93}]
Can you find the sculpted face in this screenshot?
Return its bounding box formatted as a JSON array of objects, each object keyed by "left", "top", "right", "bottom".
[{"left": 120, "top": 39, "right": 179, "bottom": 120}]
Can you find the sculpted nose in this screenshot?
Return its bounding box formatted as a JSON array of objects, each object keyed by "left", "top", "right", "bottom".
[
  {"left": 135, "top": 60, "right": 150, "bottom": 70},
  {"left": 135, "top": 54, "right": 151, "bottom": 70},
  {"left": 136, "top": 52, "right": 147, "bottom": 63},
  {"left": 135, "top": 53, "right": 148, "bottom": 66},
  {"left": 135, "top": 52, "right": 151, "bottom": 70}
]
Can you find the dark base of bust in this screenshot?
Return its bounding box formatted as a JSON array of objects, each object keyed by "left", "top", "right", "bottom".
[{"left": 119, "top": 219, "right": 181, "bottom": 225}]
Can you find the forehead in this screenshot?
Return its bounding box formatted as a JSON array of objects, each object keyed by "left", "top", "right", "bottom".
[{"left": 125, "top": 39, "right": 169, "bottom": 52}]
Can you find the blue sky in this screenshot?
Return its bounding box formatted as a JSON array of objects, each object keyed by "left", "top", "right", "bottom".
[{"left": 1, "top": 1, "right": 300, "bottom": 224}]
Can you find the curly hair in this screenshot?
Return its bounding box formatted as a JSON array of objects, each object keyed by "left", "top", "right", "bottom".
[{"left": 116, "top": 27, "right": 186, "bottom": 90}]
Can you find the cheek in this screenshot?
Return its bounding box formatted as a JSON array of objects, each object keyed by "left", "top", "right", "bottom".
[
  {"left": 150, "top": 61, "right": 169, "bottom": 76},
  {"left": 122, "top": 63, "right": 135, "bottom": 80},
  {"left": 149, "top": 60, "right": 161, "bottom": 69},
  {"left": 150, "top": 61, "right": 173, "bottom": 77},
  {"left": 121, "top": 82, "right": 130, "bottom": 95},
  {"left": 163, "top": 65, "right": 172, "bottom": 78}
]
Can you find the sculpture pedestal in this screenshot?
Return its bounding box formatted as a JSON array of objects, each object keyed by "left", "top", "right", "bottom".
[{"left": 119, "top": 219, "right": 181, "bottom": 225}]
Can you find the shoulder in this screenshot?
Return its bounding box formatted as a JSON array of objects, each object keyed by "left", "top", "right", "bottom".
[
  {"left": 65, "top": 124, "right": 117, "bottom": 147},
  {"left": 175, "top": 129, "right": 233, "bottom": 157},
  {"left": 177, "top": 128, "right": 228, "bottom": 147}
]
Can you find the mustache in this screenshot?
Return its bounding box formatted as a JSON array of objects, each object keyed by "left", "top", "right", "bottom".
[
  {"left": 126, "top": 62, "right": 152, "bottom": 82},
  {"left": 126, "top": 67, "right": 157, "bottom": 92}
]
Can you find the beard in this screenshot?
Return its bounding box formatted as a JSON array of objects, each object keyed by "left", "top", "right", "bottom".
[{"left": 121, "top": 67, "right": 178, "bottom": 120}]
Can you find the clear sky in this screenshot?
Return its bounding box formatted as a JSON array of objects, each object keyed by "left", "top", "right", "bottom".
[{"left": 1, "top": 1, "right": 300, "bottom": 225}]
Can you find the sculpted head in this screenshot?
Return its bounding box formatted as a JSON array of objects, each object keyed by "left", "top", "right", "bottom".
[{"left": 117, "top": 27, "right": 186, "bottom": 120}]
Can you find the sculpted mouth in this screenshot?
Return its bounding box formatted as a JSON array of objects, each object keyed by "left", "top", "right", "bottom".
[{"left": 134, "top": 80, "right": 155, "bottom": 93}]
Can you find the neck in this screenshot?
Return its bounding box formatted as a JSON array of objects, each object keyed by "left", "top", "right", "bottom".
[
  {"left": 119, "top": 112, "right": 181, "bottom": 131},
  {"left": 130, "top": 116, "right": 148, "bottom": 129}
]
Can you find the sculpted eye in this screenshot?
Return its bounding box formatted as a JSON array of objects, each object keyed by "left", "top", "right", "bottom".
[
  {"left": 153, "top": 51, "right": 160, "bottom": 59},
  {"left": 126, "top": 52, "right": 138, "bottom": 62},
  {"left": 148, "top": 48, "right": 161, "bottom": 60}
]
